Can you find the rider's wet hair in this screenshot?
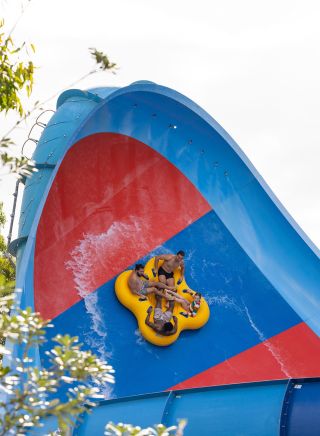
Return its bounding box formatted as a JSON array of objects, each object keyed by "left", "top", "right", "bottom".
[
  {"left": 195, "top": 292, "right": 202, "bottom": 298},
  {"left": 135, "top": 264, "right": 145, "bottom": 271},
  {"left": 177, "top": 250, "right": 185, "bottom": 257},
  {"left": 162, "top": 322, "right": 174, "bottom": 332}
]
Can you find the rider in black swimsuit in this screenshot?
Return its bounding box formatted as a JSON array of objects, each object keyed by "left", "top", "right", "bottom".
[{"left": 158, "top": 266, "right": 174, "bottom": 280}]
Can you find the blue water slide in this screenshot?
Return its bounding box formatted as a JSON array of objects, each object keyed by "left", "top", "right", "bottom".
[{"left": 7, "top": 81, "right": 320, "bottom": 434}]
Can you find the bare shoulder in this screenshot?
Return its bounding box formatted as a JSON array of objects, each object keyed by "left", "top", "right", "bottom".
[
  {"left": 128, "top": 271, "right": 135, "bottom": 282},
  {"left": 160, "top": 254, "right": 174, "bottom": 260},
  {"left": 127, "top": 271, "right": 136, "bottom": 288}
]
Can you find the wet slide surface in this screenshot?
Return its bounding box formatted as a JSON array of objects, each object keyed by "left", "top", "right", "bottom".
[{"left": 34, "top": 131, "right": 320, "bottom": 399}]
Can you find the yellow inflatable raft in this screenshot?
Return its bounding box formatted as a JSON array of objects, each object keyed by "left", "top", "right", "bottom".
[{"left": 115, "top": 257, "right": 210, "bottom": 346}]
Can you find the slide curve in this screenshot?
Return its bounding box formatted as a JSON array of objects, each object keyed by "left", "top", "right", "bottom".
[{"left": 9, "top": 81, "right": 320, "bottom": 434}]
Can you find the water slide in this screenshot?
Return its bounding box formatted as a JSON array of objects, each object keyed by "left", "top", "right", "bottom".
[{"left": 9, "top": 81, "right": 320, "bottom": 434}]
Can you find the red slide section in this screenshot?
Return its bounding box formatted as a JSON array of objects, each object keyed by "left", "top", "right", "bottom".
[
  {"left": 34, "top": 133, "right": 211, "bottom": 320},
  {"left": 169, "top": 322, "right": 320, "bottom": 389}
]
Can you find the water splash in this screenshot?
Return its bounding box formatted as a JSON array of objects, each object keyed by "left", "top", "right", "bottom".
[
  {"left": 66, "top": 220, "right": 156, "bottom": 398},
  {"left": 205, "top": 294, "right": 243, "bottom": 313},
  {"left": 134, "top": 329, "right": 156, "bottom": 357},
  {"left": 66, "top": 218, "right": 149, "bottom": 292},
  {"left": 243, "top": 305, "right": 291, "bottom": 378},
  {"left": 65, "top": 221, "right": 147, "bottom": 362},
  {"left": 66, "top": 235, "right": 110, "bottom": 360},
  {"left": 185, "top": 249, "right": 195, "bottom": 262},
  {"left": 135, "top": 329, "right": 146, "bottom": 346}
]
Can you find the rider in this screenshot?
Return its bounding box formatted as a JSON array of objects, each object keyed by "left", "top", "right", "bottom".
[
  {"left": 152, "top": 250, "right": 185, "bottom": 287},
  {"left": 145, "top": 295, "right": 178, "bottom": 336},
  {"left": 128, "top": 264, "right": 176, "bottom": 300},
  {"left": 161, "top": 288, "right": 202, "bottom": 317}
]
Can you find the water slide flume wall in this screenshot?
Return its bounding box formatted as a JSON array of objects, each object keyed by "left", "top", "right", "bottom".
[{"left": 7, "top": 81, "right": 320, "bottom": 434}]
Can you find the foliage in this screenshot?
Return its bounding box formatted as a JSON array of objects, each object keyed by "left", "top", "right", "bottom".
[
  {"left": 0, "top": 202, "right": 15, "bottom": 296},
  {"left": 0, "top": 294, "right": 115, "bottom": 435},
  {"left": 0, "top": 202, "right": 15, "bottom": 283},
  {"left": 0, "top": 296, "right": 186, "bottom": 436},
  {"left": 0, "top": 203, "right": 5, "bottom": 229},
  {"left": 0, "top": 16, "right": 36, "bottom": 174},
  {"left": 89, "top": 48, "right": 118, "bottom": 73},
  {"left": 0, "top": 244, "right": 15, "bottom": 286},
  {"left": 0, "top": 202, "right": 15, "bottom": 352},
  {"left": 105, "top": 421, "right": 187, "bottom": 436},
  {"left": 0, "top": 19, "right": 34, "bottom": 117},
  {"left": 0, "top": 152, "right": 36, "bottom": 179},
  {"left": 0, "top": 16, "right": 117, "bottom": 174}
]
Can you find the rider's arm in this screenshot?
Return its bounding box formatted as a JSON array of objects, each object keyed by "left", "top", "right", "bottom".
[
  {"left": 171, "top": 316, "right": 178, "bottom": 334},
  {"left": 177, "top": 261, "right": 185, "bottom": 285},
  {"left": 180, "top": 261, "right": 185, "bottom": 280},
  {"left": 153, "top": 257, "right": 159, "bottom": 275},
  {"left": 153, "top": 254, "right": 172, "bottom": 275},
  {"left": 145, "top": 308, "right": 156, "bottom": 329}
]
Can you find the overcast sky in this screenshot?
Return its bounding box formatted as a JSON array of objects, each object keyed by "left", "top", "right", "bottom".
[{"left": 0, "top": 0, "right": 319, "bottom": 249}]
